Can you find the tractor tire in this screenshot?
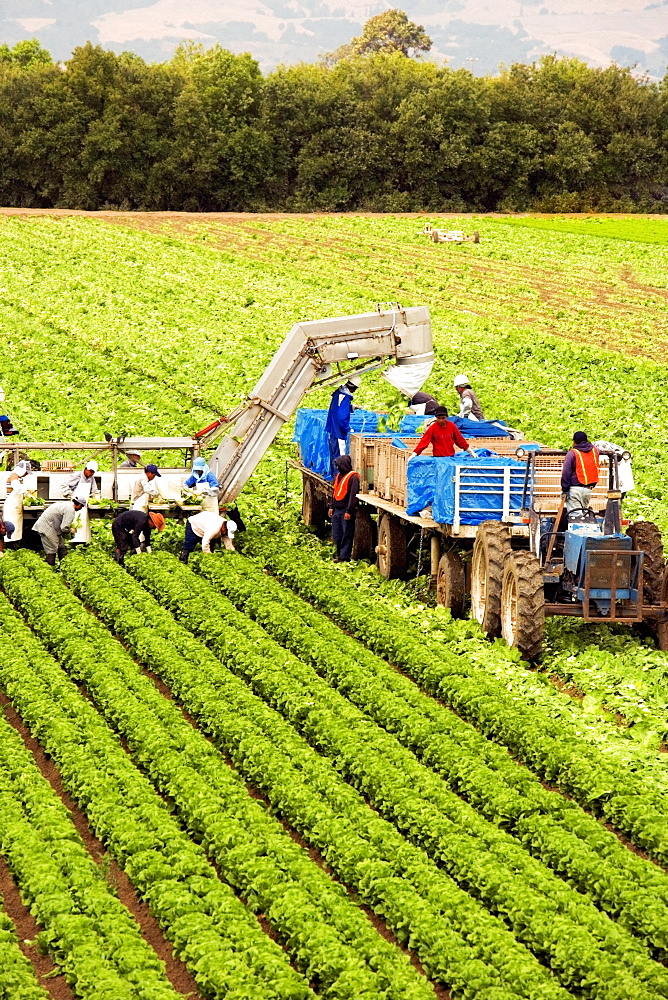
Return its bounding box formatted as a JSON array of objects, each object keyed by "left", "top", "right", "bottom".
[
  {"left": 500, "top": 550, "right": 545, "bottom": 661},
  {"left": 437, "top": 551, "right": 466, "bottom": 617},
  {"left": 655, "top": 566, "right": 668, "bottom": 651},
  {"left": 352, "top": 509, "right": 375, "bottom": 561},
  {"left": 376, "top": 514, "right": 407, "bottom": 580},
  {"left": 302, "top": 477, "right": 327, "bottom": 533},
  {"left": 470, "top": 521, "right": 510, "bottom": 637},
  {"left": 626, "top": 521, "right": 665, "bottom": 604}
]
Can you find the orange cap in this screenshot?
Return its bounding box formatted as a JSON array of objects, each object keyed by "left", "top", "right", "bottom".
[{"left": 148, "top": 512, "right": 166, "bottom": 531}]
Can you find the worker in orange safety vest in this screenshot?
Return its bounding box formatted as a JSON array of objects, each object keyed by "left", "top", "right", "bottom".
[
  {"left": 561, "top": 431, "right": 600, "bottom": 514},
  {"left": 327, "top": 455, "right": 360, "bottom": 562}
]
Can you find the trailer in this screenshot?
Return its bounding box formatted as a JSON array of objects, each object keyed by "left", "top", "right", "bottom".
[{"left": 297, "top": 427, "right": 668, "bottom": 658}]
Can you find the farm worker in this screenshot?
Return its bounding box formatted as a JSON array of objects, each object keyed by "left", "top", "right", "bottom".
[
  {"left": 327, "top": 455, "right": 360, "bottom": 563},
  {"left": 325, "top": 376, "right": 361, "bottom": 478},
  {"left": 561, "top": 432, "right": 600, "bottom": 513},
  {"left": 0, "top": 415, "right": 18, "bottom": 437},
  {"left": 178, "top": 510, "right": 237, "bottom": 563},
  {"left": 593, "top": 440, "right": 635, "bottom": 496},
  {"left": 112, "top": 509, "right": 165, "bottom": 564},
  {"left": 411, "top": 407, "right": 476, "bottom": 458},
  {"left": 183, "top": 457, "right": 220, "bottom": 512},
  {"left": 131, "top": 464, "right": 163, "bottom": 512},
  {"left": 120, "top": 449, "right": 142, "bottom": 469},
  {"left": 0, "top": 519, "right": 15, "bottom": 555},
  {"left": 3, "top": 460, "right": 32, "bottom": 544},
  {"left": 408, "top": 391, "right": 440, "bottom": 416},
  {"left": 32, "top": 499, "right": 85, "bottom": 566},
  {"left": 453, "top": 375, "right": 485, "bottom": 421},
  {"left": 63, "top": 460, "right": 101, "bottom": 544}
]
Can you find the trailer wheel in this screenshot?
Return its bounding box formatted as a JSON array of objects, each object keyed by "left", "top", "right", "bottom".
[
  {"left": 302, "top": 478, "right": 327, "bottom": 532},
  {"left": 651, "top": 564, "right": 668, "bottom": 651},
  {"left": 626, "top": 521, "right": 665, "bottom": 604},
  {"left": 437, "top": 551, "right": 466, "bottom": 617},
  {"left": 352, "top": 509, "right": 375, "bottom": 561},
  {"left": 500, "top": 550, "right": 545, "bottom": 661},
  {"left": 376, "top": 514, "right": 407, "bottom": 579},
  {"left": 470, "top": 521, "right": 509, "bottom": 636}
]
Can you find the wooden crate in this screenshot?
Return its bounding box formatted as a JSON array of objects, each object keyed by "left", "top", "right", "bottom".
[
  {"left": 351, "top": 434, "right": 419, "bottom": 493},
  {"left": 41, "top": 459, "right": 74, "bottom": 472},
  {"left": 532, "top": 454, "right": 609, "bottom": 513},
  {"left": 350, "top": 433, "right": 377, "bottom": 490},
  {"left": 373, "top": 439, "right": 418, "bottom": 504},
  {"left": 462, "top": 437, "right": 541, "bottom": 456}
]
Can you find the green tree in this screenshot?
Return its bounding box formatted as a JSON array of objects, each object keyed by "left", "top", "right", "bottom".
[
  {"left": 0, "top": 39, "right": 52, "bottom": 70},
  {"left": 324, "top": 9, "right": 431, "bottom": 65},
  {"left": 352, "top": 9, "right": 431, "bottom": 57}
]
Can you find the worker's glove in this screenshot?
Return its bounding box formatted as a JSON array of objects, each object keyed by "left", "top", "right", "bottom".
[
  {"left": 145, "top": 545, "right": 152, "bottom": 554},
  {"left": 135, "top": 547, "right": 142, "bottom": 556},
  {"left": 468, "top": 449, "right": 477, "bottom": 458}
]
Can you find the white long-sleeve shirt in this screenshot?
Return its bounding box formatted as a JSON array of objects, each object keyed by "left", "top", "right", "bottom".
[{"left": 187, "top": 511, "right": 225, "bottom": 553}]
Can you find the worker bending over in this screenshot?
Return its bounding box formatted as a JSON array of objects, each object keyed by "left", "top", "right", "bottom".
[
  {"left": 179, "top": 510, "right": 237, "bottom": 563},
  {"left": 454, "top": 375, "right": 485, "bottom": 421},
  {"left": 132, "top": 464, "right": 163, "bottom": 511},
  {"left": 325, "top": 376, "right": 360, "bottom": 477},
  {"left": 0, "top": 519, "right": 15, "bottom": 555},
  {"left": 327, "top": 455, "right": 360, "bottom": 563},
  {"left": 112, "top": 510, "right": 165, "bottom": 564},
  {"left": 412, "top": 407, "right": 476, "bottom": 457},
  {"left": 184, "top": 457, "right": 220, "bottom": 511},
  {"left": 120, "top": 449, "right": 142, "bottom": 469},
  {"left": 33, "top": 499, "right": 84, "bottom": 565},
  {"left": 408, "top": 391, "right": 440, "bottom": 416},
  {"left": 561, "top": 431, "right": 599, "bottom": 513}
]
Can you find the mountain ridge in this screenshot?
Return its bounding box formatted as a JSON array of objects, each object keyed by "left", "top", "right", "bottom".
[{"left": 3, "top": 0, "right": 667, "bottom": 77}]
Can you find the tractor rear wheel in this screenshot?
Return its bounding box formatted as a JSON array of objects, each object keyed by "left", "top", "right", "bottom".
[
  {"left": 626, "top": 521, "right": 665, "bottom": 604},
  {"left": 500, "top": 550, "right": 545, "bottom": 661},
  {"left": 352, "top": 509, "right": 375, "bottom": 561},
  {"left": 470, "top": 521, "right": 510, "bottom": 637},
  {"left": 302, "top": 478, "right": 327, "bottom": 533},
  {"left": 376, "top": 514, "right": 407, "bottom": 579},
  {"left": 437, "top": 551, "right": 466, "bottom": 617}
]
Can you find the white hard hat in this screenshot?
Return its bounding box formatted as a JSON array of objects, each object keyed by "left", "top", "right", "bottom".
[
  {"left": 453, "top": 374, "right": 470, "bottom": 388},
  {"left": 346, "top": 375, "right": 362, "bottom": 388},
  {"left": 127, "top": 449, "right": 142, "bottom": 458}
]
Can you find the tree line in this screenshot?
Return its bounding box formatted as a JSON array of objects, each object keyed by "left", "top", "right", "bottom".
[{"left": 0, "top": 33, "right": 666, "bottom": 212}]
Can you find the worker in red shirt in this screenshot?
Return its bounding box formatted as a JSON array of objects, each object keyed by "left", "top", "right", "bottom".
[{"left": 412, "top": 407, "right": 477, "bottom": 458}]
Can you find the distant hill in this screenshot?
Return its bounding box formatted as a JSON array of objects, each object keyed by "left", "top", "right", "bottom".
[{"left": 3, "top": 0, "right": 668, "bottom": 77}]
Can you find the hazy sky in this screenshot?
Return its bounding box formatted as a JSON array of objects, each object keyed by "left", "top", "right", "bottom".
[{"left": 4, "top": 0, "right": 668, "bottom": 76}]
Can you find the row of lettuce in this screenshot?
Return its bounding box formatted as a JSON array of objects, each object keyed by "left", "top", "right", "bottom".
[
  {"left": 289, "top": 526, "right": 668, "bottom": 777},
  {"left": 241, "top": 535, "right": 668, "bottom": 856},
  {"left": 0, "top": 899, "right": 49, "bottom": 1000},
  {"left": 4, "top": 548, "right": 668, "bottom": 998}
]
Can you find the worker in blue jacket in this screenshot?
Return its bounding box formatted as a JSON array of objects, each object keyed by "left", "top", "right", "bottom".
[
  {"left": 325, "top": 376, "right": 361, "bottom": 478},
  {"left": 184, "top": 457, "right": 220, "bottom": 509}
]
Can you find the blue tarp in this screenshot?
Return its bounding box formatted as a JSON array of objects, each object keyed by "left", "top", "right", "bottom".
[
  {"left": 406, "top": 453, "right": 526, "bottom": 525},
  {"left": 294, "top": 407, "right": 514, "bottom": 484},
  {"left": 293, "top": 408, "right": 382, "bottom": 479},
  {"left": 398, "top": 415, "right": 511, "bottom": 438}
]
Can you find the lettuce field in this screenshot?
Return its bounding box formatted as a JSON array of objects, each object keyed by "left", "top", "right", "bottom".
[{"left": 3, "top": 210, "right": 668, "bottom": 1000}]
